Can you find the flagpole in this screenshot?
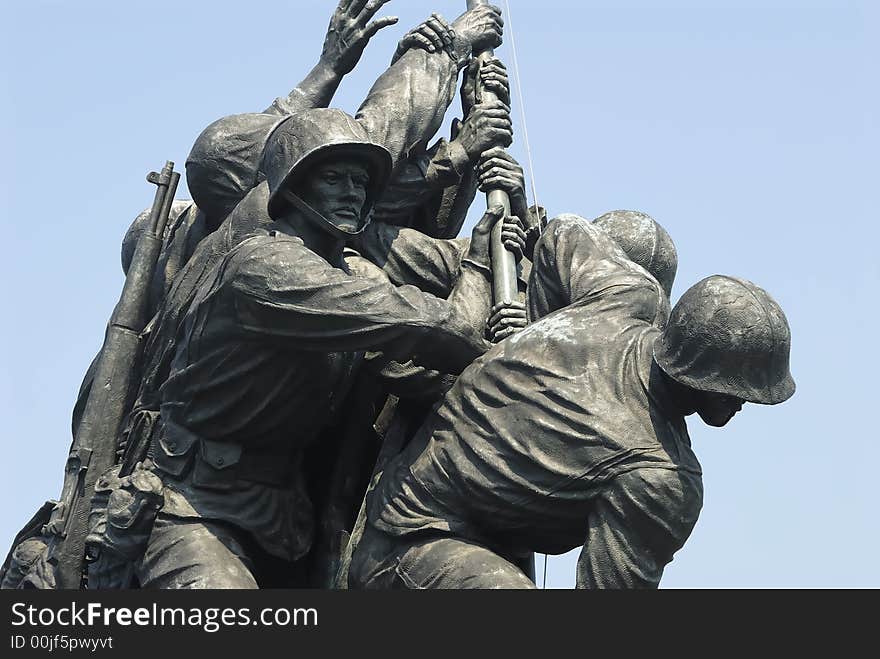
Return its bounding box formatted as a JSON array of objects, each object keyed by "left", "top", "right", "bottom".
[{"left": 467, "top": 0, "right": 519, "bottom": 305}]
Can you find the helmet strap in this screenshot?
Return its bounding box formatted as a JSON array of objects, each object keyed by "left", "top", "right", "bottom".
[{"left": 283, "top": 191, "right": 372, "bottom": 239}]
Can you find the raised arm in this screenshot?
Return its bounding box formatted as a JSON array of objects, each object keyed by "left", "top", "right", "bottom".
[
  {"left": 266, "top": 0, "right": 400, "bottom": 115},
  {"left": 366, "top": 46, "right": 512, "bottom": 238},
  {"left": 355, "top": 4, "right": 504, "bottom": 169}
]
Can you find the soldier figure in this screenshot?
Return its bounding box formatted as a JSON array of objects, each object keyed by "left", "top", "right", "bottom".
[
  {"left": 134, "top": 110, "right": 525, "bottom": 588},
  {"left": 350, "top": 215, "right": 795, "bottom": 589}
]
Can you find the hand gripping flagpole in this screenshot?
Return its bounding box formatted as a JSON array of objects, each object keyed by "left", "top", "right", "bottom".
[
  {"left": 467, "top": 0, "right": 544, "bottom": 588},
  {"left": 467, "top": 0, "right": 519, "bottom": 305}
]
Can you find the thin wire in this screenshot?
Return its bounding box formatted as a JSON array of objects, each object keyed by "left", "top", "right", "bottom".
[
  {"left": 501, "top": 0, "right": 543, "bottom": 233},
  {"left": 500, "top": 0, "right": 549, "bottom": 588}
]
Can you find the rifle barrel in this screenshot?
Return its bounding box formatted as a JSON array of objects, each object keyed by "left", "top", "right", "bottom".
[{"left": 49, "top": 162, "right": 178, "bottom": 589}]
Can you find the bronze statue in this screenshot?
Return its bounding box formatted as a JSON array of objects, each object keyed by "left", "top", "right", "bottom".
[{"left": 1, "top": 1, "right": 797, "bottom": 591}]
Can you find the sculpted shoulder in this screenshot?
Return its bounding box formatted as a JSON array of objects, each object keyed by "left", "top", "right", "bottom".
[
  {"left": 541, "top": 214, "right": 670, "bottom": 328},
  {"left": 226, "top": 231, "right": 308, "bottom": 276}
]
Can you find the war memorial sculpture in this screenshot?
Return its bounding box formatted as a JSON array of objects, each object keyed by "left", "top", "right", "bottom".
[{"left": 1, "top": 0, "right": 795, "bottom": 590}]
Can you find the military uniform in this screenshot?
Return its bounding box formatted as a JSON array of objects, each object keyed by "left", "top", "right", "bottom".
[
  {"left": 131, "top": 215, "right": 492, "bottom": 588},
  {"left": 351, "top": 216, "right": 705, "bottom": 589}
]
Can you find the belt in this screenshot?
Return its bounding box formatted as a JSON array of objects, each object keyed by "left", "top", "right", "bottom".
[{"left": 153, "top": 419, "right": 298, "bottom": 489}]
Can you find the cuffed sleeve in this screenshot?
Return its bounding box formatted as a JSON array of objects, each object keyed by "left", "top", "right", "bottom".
[{"left": 265, "top": 88, "right": 310, "bottom": 116}]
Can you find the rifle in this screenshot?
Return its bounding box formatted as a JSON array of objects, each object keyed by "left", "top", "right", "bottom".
[{"left": 43, "top": 162, "right": 180, "bottom": 589}]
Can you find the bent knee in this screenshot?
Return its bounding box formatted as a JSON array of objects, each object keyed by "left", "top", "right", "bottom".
[
  {"left": 397, "top": 537, "right": 536, "bottom": 590},
  {"left": 136, "top": 517, "right": 258, "bottom": 589}
]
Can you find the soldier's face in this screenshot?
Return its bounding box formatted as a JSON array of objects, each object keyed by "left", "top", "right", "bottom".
[
  {"left": 298, "top": 160, "right": 371, "bottom": 233},
  {"left": 694, "top": 390, "right": 745, "bottom": 427}
]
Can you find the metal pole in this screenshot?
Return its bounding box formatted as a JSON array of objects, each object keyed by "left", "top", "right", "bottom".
[
  {"left": 466, "top": 0, "right": 535, "bottom": 585},
  {"left": 467, "top": 0, "right": 519, "bottom": 305}
]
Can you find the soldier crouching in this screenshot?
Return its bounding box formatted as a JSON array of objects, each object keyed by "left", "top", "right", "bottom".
[{"left": 350, "top": 215, "right": 795, "bottom": 589}]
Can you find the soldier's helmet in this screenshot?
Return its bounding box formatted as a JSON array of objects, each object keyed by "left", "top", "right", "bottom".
[
  {"left": 186, "top": 113, "right": 287, "bottom": 228},
  {"left": 654, "top": 275, "right": 795, "bottom": 405},
  {"left": 260, "top": 108, "right": 393, "bottom": 225},
  {"left": 592, "top": 210, "right": 678, "bottom": 298}
]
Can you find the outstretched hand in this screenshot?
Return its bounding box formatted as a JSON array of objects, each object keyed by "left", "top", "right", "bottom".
[
  {"left": 466, "top": 204, "right": 505, "bottom": 269},
  {"left": 466, "top": 205, "right": 527, "bottom": 269},
  {"left": 477, "top": 148, "right": 542, "bottom": 260},
  {"left": 322, "top": 0, "right": 400, "bottom": 75}
]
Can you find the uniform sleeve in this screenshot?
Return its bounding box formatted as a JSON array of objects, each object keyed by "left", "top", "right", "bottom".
[
  {"left": 228, "top": 237, "right": 487, "bottom": 373},
  {"left": 377, "top": 139, "right": 467, "bottom": 211},
  {"left": 371, "top": 135, "right": 476, "bottom": 237},
  {"left": 352, "top": 223, "right": 467, "bottom": 298},
  {"left": 356, "top": 49, "right": 460, "bottom": 170},
  {"left": 263, "top": 67, "right": 334, "bottom": 117},
  {"left": 423, "top": 139, "right": 472, "bottom": 188},
  {"left": 420, "top": 135, "right": 479, "bottom": 238}
]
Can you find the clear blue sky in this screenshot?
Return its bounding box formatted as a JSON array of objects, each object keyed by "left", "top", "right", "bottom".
[{"left": 1, "top": 0, "right": 877, "bottom": 588}]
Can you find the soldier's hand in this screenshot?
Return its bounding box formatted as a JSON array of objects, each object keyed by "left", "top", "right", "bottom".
[
  {"left": 322, "top": 0, "right": 400, "bottom": 75},
  {"left": 488, "top": 301, "right": 528, "bottom": 343},
  {"left": 452, "top": 4, "right": 504, "bottom": 53},
  {"left": 392, "top": 13, "right": 455, "bottom": 64},
  {"left": 466, "top": 204, "right": 506, "bottom": 269},
  {"left": 478, "top": 147, "right": 525, "bottom": 200},
  {"left": 478, "top": 147, "right": 540, "bottom": 260},
  {"left": 479, "top": 57, "right": 511, "bottom": 106},
  {"left": 499, "top": 213, "right": 527, "bottom": 262},
  {"left": 456, "top": 100, "right": 513, "bottom": 162},
  {"left": 461, "top": 57, "right": 510, "bottom": 115}
]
